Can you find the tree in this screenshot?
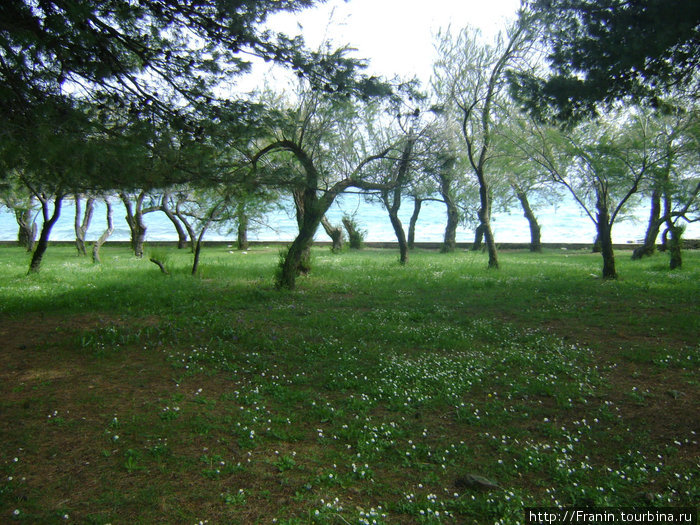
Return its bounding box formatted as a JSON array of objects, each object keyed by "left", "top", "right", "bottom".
[
  {"left": 3, "top": 100, "right": 111, "bottom": 273},
  {"left": 510, "top": 0, "right": 700, "bottom": 122},
  {"left": 415, "top": 121, "right": 471, "bottom": 253},
  {"left": 379, "top": 135, "right": 415, "bottom": 264},
  {"left": 320, "top": 216, "right": 344, "bottom": 252},
  {"left": 92, "top": 197, "right": 115, "bottom": 264},
  {"left": 366, "top": 90, "right": 428, "bottom": 264},
  {"left": 632, "top": 105, "right": 700, "bottom": 266},
  {"left": 160, "top": 190, "right": 190, "bottom": 250},
  {"left": 0, "top": 0, "right": 360, "bottom": 132},
  {"left": 493, "top": 115, "right": 564, "bottom": 252},
  {"left": 0, "top": 173, "right": 38, "bottom": 251},
  {"left": 2, "top": 0, "right": 392, "bottom": 230},
  {"left": 120, "top": 191, "right": 160, "bottom": 258},
  {"left": 252, "top": 79, "right": 397, "bottom": 289},
  {"left": 74, "top": 194, "right": 95, "bottom": 256},
  {"left": 510, "top": 109, "right": 661, "bottom": 278},
  {"left": 434, "top": 20, "right": 534, "bottom": 268},
  {"left": 172, "top": 188, "right": 236, "bottom": 276}
]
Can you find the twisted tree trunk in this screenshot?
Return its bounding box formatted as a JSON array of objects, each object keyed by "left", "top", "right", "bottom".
[
  {"left": 407, "top": 197, "right": 422, "bottom": 250},
  {"left": 74, "top": 195, "right": 95, "bottom": 256},
  {"left": 595, "top": 190, "right": 617, "bottom": 279},
  {"left": 28, "top": 193, "right": 64, "bottom": 274},
  {"left": 632, "top": 189, "right": 662, "bottom": 260},
  {"left": 161, "top": 193, "right": 188, "bottom": 249},
  {"left": 92, "top": 200, "right": 114, "bottom": 264},
  {"left": 514, "top": 188, "right": 541, "bottom": 252},
  {"left": 15, "top": 206, "right": 37, "bottom": 252},
  {"left": 471, "top": 223, "right": 485, "bottom": 251},
  {"left": 321, "top": 216, "right": 343, "bottom": 252}
]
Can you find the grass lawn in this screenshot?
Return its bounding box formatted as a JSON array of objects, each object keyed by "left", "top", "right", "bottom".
[{"left": 0, "top": 244, "right": 698, "bottom": 524}]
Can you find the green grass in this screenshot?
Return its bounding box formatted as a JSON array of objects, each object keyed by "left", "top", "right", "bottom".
[{"left": 0, "top": 244, "right": 698, "bottom": 523}]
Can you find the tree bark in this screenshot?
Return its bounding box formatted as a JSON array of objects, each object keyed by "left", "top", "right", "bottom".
[
  {"left": 321, "top": 216, "right": 343, "bottom": 252},
  {"left": 381, "top": 193, "right": 408, "bottom": 265},
  {"left": 292, "top": 188, "right": 313, "bottom": 270},
  {"left": 161, "top": 193, "right": 188, "bottom": 249},
  {"left": 592, "top": 234, "right": 602, "bottom": 253},
  {"left": 441, "top": 202, "right": 459, "bottom": 253},
  {"left": 74, "top": 195, "right": 95, "bottom": 256},
  {"left": 381, "top": 136, "right": 413, "bottom": 264},
  {"left": 28, "top": 193, "right": 64, "bottom": 274},
  {"left": 440, "top": 175, "right": 459, "bottom": 253},
  {"left": 595, "top": 189, "right": 617, "bottom": 279},
  {"left": 15, "top": 206, "right": 37, "bottom": 252},
  {"left": 477, "top": 182, "right": 499, "bottom": 269},
  {"left": 92, "top": 199, "right": 114, "bottom": 264},
  {"left": 342, "top": 216, "right": 364, "bottom": 250},
  {"left": 174, "top": 196, "right": 197, "bottom": 253},
  {"left": 191, "top": 200, "right": 225, "bottom": 276},
  {"left": 632, "top": 189, "right": 661, "bottom": 260},
  {"left": 237, "top": 221, "right": 249, "bottom": 250},
  {"left": 237, "top": 208, "right": 249, "bottom": 251},
  {"left": 514, "top": 188, "right": 541, "bottom": 252},
  {"left": 278, "top": 206, "right": 323, "bottom": 289},
  {"left": 667, "top": 223, "right": 683, "bottom": 270},
  {"left": 407, "top": 197, "right": 423, "bottom": 250},
  {"left": 121, "top": 192, "right": 148, "bottom": 257},
  {"left": 471, "top": 223, "right": 485, "bottom": 251}
]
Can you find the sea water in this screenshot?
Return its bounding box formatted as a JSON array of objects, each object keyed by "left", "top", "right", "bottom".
[{"left": 1, "top": 193, "right": 697, "bottom": 245}]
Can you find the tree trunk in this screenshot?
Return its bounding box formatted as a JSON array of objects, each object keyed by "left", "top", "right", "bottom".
[
  {"left": 342, "top": 216, "right": 364, "bottom": 250},
  {"left": 440, "top": 175, "right": 459, "bottom": 253},
  {"left": 74, "top": 195, "right": 95, "bottom": 256},
  {"left": 592, "top": 234, "right": 602, "bottom": 253},
  {"left": 667, "top": 224, "right": 683, "bottom": 270},
  {"left": 381, "top": 193, "right": 408, "bottom": 265},
  {"left": 161, "top": 194, "right": 188, "bottom": 249},
  {"left": 236, "top": 217, "right": 248, "bottom": 250},
  {"left": 442, "top": 201, "right": 459, "bottom": 253},
  {"left": 515, "top": 189, "right": 541, "bottom": 252},
  {"left": 278, "top": 214, "right": 321, "bottom": 289},
  {"left": 321, "top": 216, "right": 343, "bottom": 252},
  {"left": 192, "top": 201, "right": 224, "bottom": 276},
  {"left": 390, "top": 211, "right": 408, "bottom": 264},
  {"left": 121, "top": 192, "right": 147, "bottom": 257},
  {"left": 92, "top": 200, "right": 114, "bottom": 264},
  {"left": 292, "top": 189, "right": 313, "bottom": 269},
  {"left": 471, "top": 223, "right": 485, "bottom": 251},
  {"left": 632, "top": 189, "right": 661, "bottom": 260},
  {"left": 659, "top": 228, "right": 669, "bottom": 252},
  {"left": 237, "top": 209, "right": 249, "bottom": 251},
  {"left": 28, "top": 194, "right": 64, "bottom": 274},
  {"left": 407, "top": 197, "right": 422, "bottom": 250},
  {"left": 175, "top": 197, "right": 197, "bottom": 253},
  {"left": 382, "top": 136, "right": 413, "bottom": 264},
  {"left": 595, "top": 191, "right": 616, "bottom": 279},
  {"left": 477, "top": 182, "right": 499, "bottom": 269},
  {"left": 15, "top": 206, "right": 37, "bottom": 252}
]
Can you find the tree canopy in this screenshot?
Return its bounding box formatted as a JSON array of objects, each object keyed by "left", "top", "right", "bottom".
[{"left": 509, "top": 0, "right": 700, "bottom": 121}]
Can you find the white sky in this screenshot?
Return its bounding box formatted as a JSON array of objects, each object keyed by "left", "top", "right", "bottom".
[{"left": 236, "top": 0, "right": 521, "bottom": 92}]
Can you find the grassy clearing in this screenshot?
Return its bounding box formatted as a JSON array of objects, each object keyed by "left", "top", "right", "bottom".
[{"left": 0, "top": 245, "right": 698, "bottom": 523}]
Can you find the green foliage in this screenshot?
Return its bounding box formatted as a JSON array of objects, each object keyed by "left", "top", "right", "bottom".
[{"left": 510, "top": 0, "right": 700, "bottom": 122}]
